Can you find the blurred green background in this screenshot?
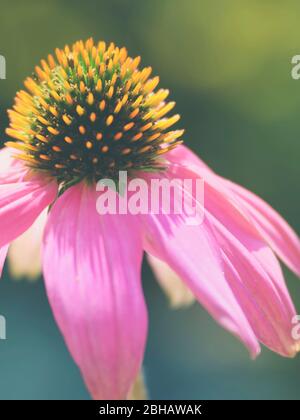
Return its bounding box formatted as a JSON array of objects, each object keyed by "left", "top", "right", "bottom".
[{"left": 1, "top": 0, "right": 300, "bottom": 400}]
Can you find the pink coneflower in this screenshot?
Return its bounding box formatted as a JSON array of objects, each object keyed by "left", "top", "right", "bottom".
[{"left": 1, "top": 39, "right": 300, "bottom": 400}]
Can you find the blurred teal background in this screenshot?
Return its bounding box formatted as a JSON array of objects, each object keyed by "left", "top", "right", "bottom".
[{"left": 1, "top": 0, "right": 300, "bottom": 399}]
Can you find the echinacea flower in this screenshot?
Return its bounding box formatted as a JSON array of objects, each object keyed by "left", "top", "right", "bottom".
[{"left": 1, "top": 39, "right": 300, "bottom": 400}]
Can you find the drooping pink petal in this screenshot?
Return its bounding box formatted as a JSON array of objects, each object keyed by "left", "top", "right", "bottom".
[
  {"left": 140, "top": 173, "right": 260, "bottom": 358},
  {"left": 225, "top": 180, "right": 300, "bottom": 278},
  {"left": 43, "top": 183, "right": 147, "bottom": 400},
  {"left": 163, "top": 150, "right": 299, "bottom": 356},
  {"left": 0, "top": 245, "right": 9, "bottom": 277},
  {"left": 169, "top": 145, "right": 300, "bottom": 278},
  {"left": 0, "top": 173, "right": 57, "bottom": 249},
  {"left": 181, "top": 163, "right": 297, "bottom": 340},
  {"left": 209, "top": 211, "right": 298, "bottom": 357}
]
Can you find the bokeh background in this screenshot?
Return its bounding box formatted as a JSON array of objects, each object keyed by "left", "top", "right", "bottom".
[{"left": 0, "top": 0, "right": 300, "bottom": 400}]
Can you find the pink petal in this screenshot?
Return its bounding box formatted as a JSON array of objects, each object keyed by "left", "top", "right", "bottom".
[
  {"left": 169, "top": 145, "right": 300, "bottom": 278},
  {"left": 209, "top": 212, "right": 298, "bottom": 357},
  {"left": 164, "top": 149, "right": 299, "bottom": 356},
  {"left": 42, "top": 183, "right": 147, "bottom": 400},
  {"left": 226, "top": 180, "right": 300, "bottom": 278},
  {"left": 0, "top": 173, "right": 57, "bottom": 248},
  {"left": 140, "top": 173, "right": 260, "bottom": 358}
]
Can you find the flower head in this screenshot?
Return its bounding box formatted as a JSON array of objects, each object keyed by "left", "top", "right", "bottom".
[
  {"left": 6, "top": 39, "right": 182, "bottom": 186},
  {"left": 1, "top": 39, "right": 300, "bottom": 400}
]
